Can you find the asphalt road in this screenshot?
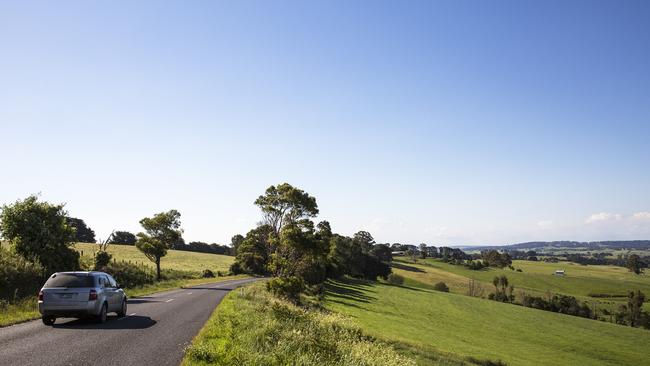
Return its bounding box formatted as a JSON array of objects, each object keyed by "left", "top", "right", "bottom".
[{"left": 0, "top": 277, "right": 260, "bottom": 366}]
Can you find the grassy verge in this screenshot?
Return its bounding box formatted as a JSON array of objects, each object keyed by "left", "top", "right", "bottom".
[
  {"left": 0, "top": 275, "right": 248, "bottom": 327},
  {"left": 182, "top": 282, "right": 422, "bottom": 366}
]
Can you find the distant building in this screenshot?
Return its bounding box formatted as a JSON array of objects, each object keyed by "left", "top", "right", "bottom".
[
  {"left": 391, "top": 251, "right": 405, "bottom": 256},
  {"left": 554, "top": 270, "right": 565, "bottom": 276}
]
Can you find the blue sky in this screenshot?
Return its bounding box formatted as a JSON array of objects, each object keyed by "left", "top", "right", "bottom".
[{"left": 1, "top": 0, "right": 649, "bottom": 245}]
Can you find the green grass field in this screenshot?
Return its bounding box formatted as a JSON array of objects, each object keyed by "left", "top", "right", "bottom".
[
  {"left": 324, "top": 278, "right": 650, "bottom": 366},
  {"left": 73, "top": 243, "right": 234, "bottom": 274},
  {"left": 394, "top": 258, "right": 650, "bottom": 310}
]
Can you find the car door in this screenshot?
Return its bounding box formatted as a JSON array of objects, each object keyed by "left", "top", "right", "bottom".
[
  {"left": 107, "top": 275, "right": 123, "bottom": 308},
  {"left": 100, "top": 275, "right": 116, "bottom": 311}
]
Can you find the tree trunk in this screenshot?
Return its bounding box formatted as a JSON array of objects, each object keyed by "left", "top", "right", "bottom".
[{"left": 156, "top": 257, "right": 161, "bottom": 281}]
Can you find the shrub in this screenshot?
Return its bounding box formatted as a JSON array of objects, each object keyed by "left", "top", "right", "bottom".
[
  {"left": 0, "top": 247, "right": 45, "bottom": 300},
  {"left": 266, "top": 276, "right": 304, "bottom": 303},
  {"left": 94, "top": 251, "right": 112, "bottom": 270},
  {"left": 386, "top": 273, "right": 405, "bottom": 285},
  {"left": 433, "top": 282, "right": 449, "bottom": 292},
  {"left": 102, "top": 261, "right": 155, "bottom": 288},
  {"left": 202, "top": 269, "right": 215, "bottom": 278}
]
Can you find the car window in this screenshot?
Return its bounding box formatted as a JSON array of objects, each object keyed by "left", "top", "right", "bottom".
[
  {"left": 44, "top": 274, "right": 95, "bottom": 288},
  {"left": 101, "top": 276, "right": 112, "bottom": 288},
  {"left": 107, "top": 275, "right": 117, "bottom": 288}
]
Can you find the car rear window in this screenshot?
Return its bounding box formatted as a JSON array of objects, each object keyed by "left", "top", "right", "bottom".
[{"left": 44, "top": 274, "right": 95, "bottom": 288}]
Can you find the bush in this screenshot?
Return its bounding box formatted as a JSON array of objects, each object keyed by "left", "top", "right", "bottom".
[
  {"left": 102, "top": 261, "right": 155, "bottom": 288},
  {"left": 202, "top": 269, "right": 215, "bottom": 278},
  {"left": 0, "top": 247, "right": 45, "bottom": 300},
  {"left": 433, "top": 282, "right": 449, "bottom": 292},
  {"left": 266, "top": 276, "right": 304, "bottom": 303},
  {"left": 94, "top": 251, "right": 112, "bottom": 270},
  {"left": 386, "top": 273, "right": 404, "bottom": 285}
]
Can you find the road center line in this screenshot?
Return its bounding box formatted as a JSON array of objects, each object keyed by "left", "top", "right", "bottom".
[
  {"left": 187, "top": 292, "right": 193, "bottom": 295},
  {"left": 165, "top": 299, "right": 174, "bottom": 303}
]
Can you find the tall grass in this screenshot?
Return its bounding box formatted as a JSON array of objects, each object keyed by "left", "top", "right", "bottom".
[{"left": 183, "top": 283, "right": 415, "bottom": 366}]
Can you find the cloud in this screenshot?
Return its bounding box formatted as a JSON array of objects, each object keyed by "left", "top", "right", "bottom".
[
  {"left": 585, "top": 212, "right": 622, "bottom": 224},
  {"left": 631, "top": 212, "right": 650, "bottom": 221},
  {"left": 537, "top": 220, "right": 553, "bottom": 228}
]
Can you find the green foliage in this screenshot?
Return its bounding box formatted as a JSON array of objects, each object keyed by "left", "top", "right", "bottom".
[
  {"left": 0, "top": 195, "right": 80, "bottom": 273},
  {"left": 94, "top": 251, "right": 112, "bottom": 269},
  {"left": 102, "top": 260, "right": 155, "bottom": 288},
  {"left": 136, "top": 209, "right": 183, "bottom": 280},
  {"left": 109, "top": 231, "right": 137, "bottom": 245},
  {"left": 522, "top": 293, "right": 592, "bottom": 318},
  {"left": 202, "top": 269, "right": 215, "bottom": 278},
  {"left": 433, "top": 282, "right": 450, "bottom": 292},
  {"left": 489, "top": 275, "right": 514, "bottom": 302},
  {"left": 254, "top": 183, "right": 319, "bottom": 235},
  {"left": 266, "top": 276, "right": 305, "bottom": 303},
  {"left": 66, "top": 217, "right": 96, "bottom": 243},
  {"left": 481, "top": 250, "right": 512, "bottom": 268},
  {"left": 627, "top": 254, "right": 643, "bottom": 274},
  {"left": 386, "top": 273, "right": 405, "bottom": 285},
  {"left": 231, "top": 225, "right": 272, "bottom": 275},
  {"left": 0, "top": 246, "right": 45, "bottom": 300},
  {"left": 230, "top": 234, "right": 244, "bottom": 254},
  {"left": 182, "top": 283, "right": 414, "bottom": 366}
]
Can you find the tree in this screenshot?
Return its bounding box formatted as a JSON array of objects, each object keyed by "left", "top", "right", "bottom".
[
  {"left": 419, "top": 243, "right": 427, "bottom": 259},
  {"left": 0, "top": 195, "right": 80, "bottom": 273},
  {"left": 254, "top": 183, "right": 319, "bottom": 235},
  {"left": 109, "top": 231, "right": 137, "bottom": 245},
  {"left": 627, "top": 290, "right": 645, "bottom": 327},
  {"left": 135, "top": 210, "right": 183, "bottom": 281},
  {"left": 627, "top": 254, "right": 643, "bottom": 274},
  {"left": 230, "top": 234, "right": 245, "bottom": 254},
  {"left": 66, "top": 217, "right": 96, "bottom": 243},
  {"left": 231, "top": 225, "right": 272, "bottom": 275}
]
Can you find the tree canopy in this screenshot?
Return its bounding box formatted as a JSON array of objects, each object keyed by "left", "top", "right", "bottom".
[
  {"left": 135, "top": 210, "right": 183, "bottom": 280},
  {"left": 0, "top": 195, "right": 80, "bottom": 273}
]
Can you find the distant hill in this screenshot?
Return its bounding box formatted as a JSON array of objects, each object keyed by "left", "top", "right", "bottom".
[{"left": 464, "top": 240, "right": 650, "bottom": 251}]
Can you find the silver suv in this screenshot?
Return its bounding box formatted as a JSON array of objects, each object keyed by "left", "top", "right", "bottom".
[{"left": 38, "top": 271, "right": 127, "bottom": 325}]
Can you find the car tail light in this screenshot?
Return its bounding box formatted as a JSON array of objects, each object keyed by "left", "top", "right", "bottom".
[
  {"left": 89, "top": 290, "right": 97, "bottom": 301},
  {"left": 38, "top": 291, "right": 43, "bottom": 301}
]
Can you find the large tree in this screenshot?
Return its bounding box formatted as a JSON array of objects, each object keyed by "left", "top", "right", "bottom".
[
  {"left": 66, "top": 217, "right": 96, "bottom": 243},
  {"left": 135, "top": 210, "right": 183, "bottom": 281},
  {"left": 627, "top": 254, "right": 643, "bottom": 274},
  {"left": 230, "top": 234, "right": 245, "bottom": 255},
  {"left": 254, "top": 183, "right": 319, "bottom": 235},
  {"left": 0, "top": 195, "right": 80, "bottom": 273}
]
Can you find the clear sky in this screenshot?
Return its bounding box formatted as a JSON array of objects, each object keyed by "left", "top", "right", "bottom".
[{"left": 1, "top": 0, "right": 649, "bottom": 246}]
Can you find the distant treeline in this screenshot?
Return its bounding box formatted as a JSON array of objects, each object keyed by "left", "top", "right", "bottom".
[
  {"left": 108, "top": 232, "right": 234, "bottom": 256},
  {"left": 466, "top": 240, "right": 650, "bottom": 252}
]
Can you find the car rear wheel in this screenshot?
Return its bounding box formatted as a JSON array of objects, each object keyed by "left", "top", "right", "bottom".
[
  {"left": 117, "top": 299, "right": 127, "bottom": 317},
  {"left": 96, "top": 303, "right": 107, "bottom": 323},
  {"left": 42, "top": 316, "right": 55, "bottom": 326}
]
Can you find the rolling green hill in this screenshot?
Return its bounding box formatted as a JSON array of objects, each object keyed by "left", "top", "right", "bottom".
[
  {"left": 73, "top": 242, "right": 234, "bottom": 274},
  {"left": 393, "top": 258, "right": 650, "bottom": 310},
  {"left": 324, "top": 278, "right": 650, "bottom": 366}
]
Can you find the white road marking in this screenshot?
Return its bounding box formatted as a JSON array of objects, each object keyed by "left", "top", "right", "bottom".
[
  {"left": 187, "top": 292, "right": 193, "bottom": 295},
  {"left": 165, "top": 299, "right": 174, "bottom": 303}
]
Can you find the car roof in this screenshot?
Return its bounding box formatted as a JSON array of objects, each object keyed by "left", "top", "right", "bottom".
[{"left": 53, "top": 271, "right": 107, "bottom": 276}]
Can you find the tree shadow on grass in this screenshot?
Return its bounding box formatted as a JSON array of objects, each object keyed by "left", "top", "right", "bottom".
[
  {"left": 391, "top": 262, "right": 426, "bottom": 273},
  {"left": 324, "top": 278, "right": 377, "bottom": 303}
]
